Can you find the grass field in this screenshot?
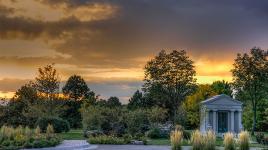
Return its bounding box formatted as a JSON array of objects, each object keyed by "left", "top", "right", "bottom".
[{"left": 58, "top": 129, "right": 86, "bottom": 140}]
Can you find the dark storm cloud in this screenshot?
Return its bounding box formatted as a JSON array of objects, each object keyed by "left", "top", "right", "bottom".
[
  {"left": 38, "top": 0, "right": 91, "bottom": 7},
  {"left": 0, "top": 15, "right": 94, "bottom": 40},
  {"left": 1, "top": 0, "right": 268, "bottom": 99},
  {"left": 1, "top": 0, "right": 268, "bottom": 68},
  {"left": 50, "top": 0, "right": 268, "bottom": 63},
  {"left": 0, "top": 4, "right": 13, "bottom": 15}
]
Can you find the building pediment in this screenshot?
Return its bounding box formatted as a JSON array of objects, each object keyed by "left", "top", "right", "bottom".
[{"left": 201, "top": 94, "right": 243, "bottom": 106}]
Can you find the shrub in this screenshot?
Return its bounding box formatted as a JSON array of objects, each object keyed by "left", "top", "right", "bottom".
[
  {"left": 204, "top": 130, "right": 216, "bottom": 150},
  {"left": 60, "top": 100, "right": 83, "bottom": 129},
  {"left": 224, "top": 132, "right": 236, "bottom": 150},
  {"left": 191, "top": 130, "right": 203, "bottom": 150},
  {"left": 263, "top": 137, "right": 268, "bottom": 145},
  {"left": 238, "top": 131, "right": 249, "bottom": 150},
  {"left": 36, "top": 117, "right": 70, "bottom": 133},
  {"left": 81, "top": 105, "right": 126, "bottom": 136},
  {"left": 88, "top": 135, "right": 127, "bottom": 144},
  {"left": 170, "top": 129, "right": 183, "bottom": 150},
  {"left": 256, "top": 132, "right": 264, "bottom": 144},
  {"left": 83, "top": 130, "right": 104, "bottom": 138},
  {"left": 126, "top": 109, "right": 150, "bottom": 136},
  {"left": 146, "top": 127, "right": 161, "bottom": 139}
]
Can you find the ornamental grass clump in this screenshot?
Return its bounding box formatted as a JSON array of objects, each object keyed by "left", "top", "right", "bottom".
[
  {"left": 204, "top": 130, "right": 216, "bottom": 150},
  {"left": 46, "top": 124, "right": 55, "bottom": 138},
  {"left": 238, "top": 131, "right": 249, "bottom": 150},
  {"left": 170, "top": 129, "right": 183, "bottom": 150},
  {"left": 0, "top": 125, "right": 61, "bottom": 149},
  {"left": 191, "top": 130, "right": 203, "bottom": 150},
  {"left": 0, "top": 125, "right": 15, "bottom": 140},
  {"left": 224, "top": 132, "right": 236, "bottom": 150}
]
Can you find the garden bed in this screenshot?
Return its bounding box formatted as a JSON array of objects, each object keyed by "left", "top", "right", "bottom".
[{"left": 0, "top": 125, "right": 62, "bottom": 149}]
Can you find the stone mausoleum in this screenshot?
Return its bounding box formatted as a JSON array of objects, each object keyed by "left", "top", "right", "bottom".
[{"left": 200, "top": 94, "right": 243, "bottom": 136}]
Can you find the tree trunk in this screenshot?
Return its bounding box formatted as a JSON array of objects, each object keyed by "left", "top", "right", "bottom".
[{"left": 251, "top": 106, "right": 257, "bottom": 135}]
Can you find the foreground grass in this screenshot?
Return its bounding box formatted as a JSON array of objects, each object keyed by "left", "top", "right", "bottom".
[
  {"left": 58, "top": 129, "right": 86, "bottom": 140},
  {"left": 57, "top": 129, "right": 268, "bottom": 149},
  {"left": 147, "top": 138, "right": 170, "bottom": 145},
  {"left": 148, "top": 137, "right": 267, "bottom": 148}
]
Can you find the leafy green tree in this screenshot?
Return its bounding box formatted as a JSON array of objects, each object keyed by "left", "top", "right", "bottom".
[
  {"left": 62, "top": 75, "right": 95, "bottom": 128},
  {"left": 148, "top": 107, "right": 168, "bottom": 125},
  {"left": 107, "top": 97, "right": 121, "bottom": 108},
  {"left": 63, "top": 75, "right": 91, "bottom": 101},
  {"left": 231, "top": 48, "right": 268, "bottom": 134},
  {"left": 211, "top": 80, "right": 232, "bottom": 96},
  {"left": 143, "top": 50, "right": 197, "bottom": 122},
  {"left": 0, "top": 83, "right": 38, "bottom": 127},
  {"left": 128, "top": 90, "right": 146, "bottom": 109},
  {"left": 183, "top": 84, "right": 217, "bottom": 129}
]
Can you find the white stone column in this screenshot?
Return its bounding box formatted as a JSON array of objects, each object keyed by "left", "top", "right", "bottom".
[
  {"left": 213, "top": 110, "right": 217, "bottom": 133},
  {"left": 230, "top": 110, "right": 235, "bottom": 132},
  {"left": 238, "top": 110, "right": 242, "bottom": 132},
  {"left": 206, "top": 110, "right": 210, "bottom": 130}
]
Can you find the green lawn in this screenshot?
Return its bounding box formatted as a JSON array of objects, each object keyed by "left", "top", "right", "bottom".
[
  {"left": 147, "top": 138, "right": 170, "bottom": 145},
  {"left": 58, "top": 129, "right": 86, "bottom": 140}
]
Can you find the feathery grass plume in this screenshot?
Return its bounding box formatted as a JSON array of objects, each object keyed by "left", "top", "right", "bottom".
[
  {"left": 24, "top": 126, "right": 32, "bottom": 138},
  {"left": 35, "top": 126, "right": 41, "bottom": 136},
  {"left": 170, "top": 129, "right": 183, "bottom": 150},
  {"left": 46, "top": 124, "right": 54, "bottom": 135},
  {"left": 191, "top": 130, "right": 203, "bottom": 150},
  {"left": 238, "top": 131, "right": 249, "bottom": 150},
  {"left": 224, "top": 132, "right": 236, "bottom": 150},
  {"left": 0, "top": 126, "right": 14, "bottom": 139},
  {"left": 15, "top": 125, "right": 23, "bottom": 136},
  {"left": 204, "top": 130, "right": 216, "bottom": 150}
]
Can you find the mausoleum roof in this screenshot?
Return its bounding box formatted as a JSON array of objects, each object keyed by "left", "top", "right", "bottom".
[{"left": 201, "top": 94, "right": 243, "bottom": 105}]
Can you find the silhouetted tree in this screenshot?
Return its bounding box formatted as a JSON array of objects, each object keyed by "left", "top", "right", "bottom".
[
  {"left": 107, "top": 97, "right": 121, "bottom": 108},
  {"left": 35, "top": 64, "right": 60, "bottom": 100},
  {"left": 63, "top": 75, "right": 91, "bottom": 101},
  {"left": 128, "top": 90, "right": 145, "bottom": 109}
]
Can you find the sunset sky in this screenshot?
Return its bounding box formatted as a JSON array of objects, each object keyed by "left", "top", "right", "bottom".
[{"left": 0, "top": 0, "right": 268, "bottom": 102}]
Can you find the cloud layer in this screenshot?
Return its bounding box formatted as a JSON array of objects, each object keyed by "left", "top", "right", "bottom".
[{"left": 0, "top": 0, "right": 268, "bottom": 100}]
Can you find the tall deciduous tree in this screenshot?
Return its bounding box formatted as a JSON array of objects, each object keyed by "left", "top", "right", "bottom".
[
  {"left": 231, "top": 48, "right": 268, "bottom": 134},
  {"left": 63, "top": 75, "right": 91, "bottom": 101},
  {"left": 143, "top": 50, "right": 196, "bottom": 122},
  {"left": 35, "top": 64, "right": 60, "bottom": 100},
  {"left": 33, "top": 64, "right": 62, "bottom": 117}
]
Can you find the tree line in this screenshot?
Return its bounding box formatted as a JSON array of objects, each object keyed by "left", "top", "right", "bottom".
[{"left": 0, "top": 47, "right": 267, "bottom": 135}]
